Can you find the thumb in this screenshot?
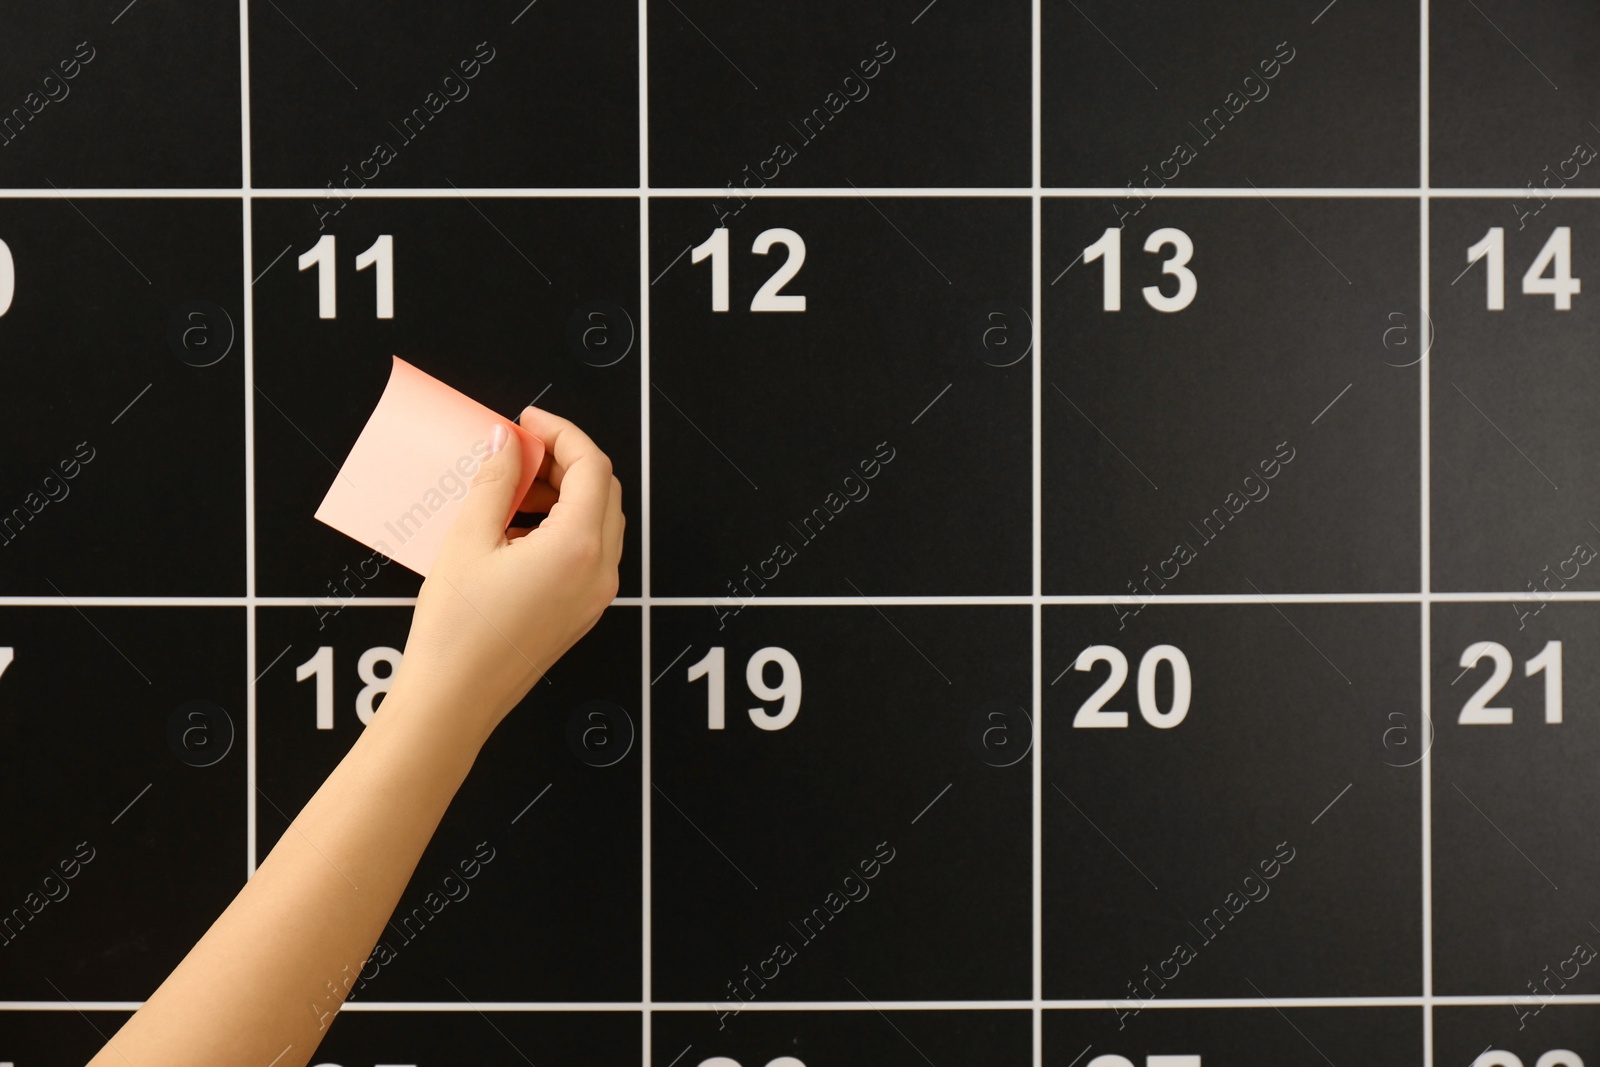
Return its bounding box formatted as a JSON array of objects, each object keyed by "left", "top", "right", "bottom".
[{"left": 443, "top": 423, "right": 521, "bottom": 557}]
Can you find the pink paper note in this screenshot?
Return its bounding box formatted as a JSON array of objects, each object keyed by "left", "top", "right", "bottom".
[{"left": 314, "top": 356, "right": 546, "bottom": 577}]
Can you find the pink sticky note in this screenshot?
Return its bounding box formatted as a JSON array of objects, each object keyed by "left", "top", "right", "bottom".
[{"left": 314, "top": 356, "right": 546, "bottom": 577}]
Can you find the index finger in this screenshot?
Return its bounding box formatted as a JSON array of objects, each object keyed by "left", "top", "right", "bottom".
[{"left": 517, "top": 405, "right": 614, "bottom": 529}]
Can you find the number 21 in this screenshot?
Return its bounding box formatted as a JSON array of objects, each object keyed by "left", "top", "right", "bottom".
[{"left": 1458, "top": 640, "right": 1563, "bottom": 725}]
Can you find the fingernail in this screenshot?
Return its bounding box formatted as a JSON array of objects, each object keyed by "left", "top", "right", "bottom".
[{"left": 489, "top": 424, "right": 507, "bottom": 455}]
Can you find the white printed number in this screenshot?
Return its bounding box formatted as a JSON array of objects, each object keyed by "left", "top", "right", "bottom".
[
  {"left": 1073, "top": 645, "right": 1192, "bottom": 729},
  {"left": 692, "top": 227, "right": 807, "bottom": 312},
  {"left": 296, "top": 645, "right": 403, "bottom": 729},
  {"left": 1458, "top": 640, "right": 1563, "bottom": 725},
  {"left": 1467, "top": 226, "right": 1580, "bottom": 310},
  {"left": 1473, "top": 1051, "right": 1583, "bottom": 1067},
  {"left": 687, "top": 645, "right": 801, "bottom": 731},
  {"left": 1090, "top": 1056, "right": 1201, "bottom": 1067},
  {"left": 1082, "top": 226, "right": 1197, "bottom": 312},
  {"left": 0, "top": 238, "right": 13, "bottom": 317},
  {"left": 299, "top": 234, "right": 395, "bottom": 319},
  {"left": 0, "top": 646, "right": 12, "bottom": 681}
]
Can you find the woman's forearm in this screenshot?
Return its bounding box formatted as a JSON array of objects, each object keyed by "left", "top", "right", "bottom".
[{"left": 88, "top": 684, "right": 494, "bottom": 1067}]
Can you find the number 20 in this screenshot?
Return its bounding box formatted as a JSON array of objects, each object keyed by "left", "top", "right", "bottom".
[
  {"left": 1082, "top": 226, "right": 1197, "bottom": 312},
  {"left": 1073, "top": 644, "right": 1192, "bottom": 728}
]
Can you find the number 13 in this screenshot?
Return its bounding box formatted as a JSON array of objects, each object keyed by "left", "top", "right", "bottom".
[{"left": 1083, "top": 226, "right": 1197, "bottom": 312}]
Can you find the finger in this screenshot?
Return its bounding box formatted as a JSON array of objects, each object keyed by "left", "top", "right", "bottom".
[
  {"left": 600, "top": 475, "right": 624, "bottom": 566},
  {"left": 517, "top": 406, "right": 613, "bottom": 534},
  {"left": 544, "top": 451, "right": 614, "bottom": 536},
  {"left": 517, "top": 405, "right": 590, "bottom": 489},
  {"left": 439, "top": 422, "right": 521, "bottom": 558}
]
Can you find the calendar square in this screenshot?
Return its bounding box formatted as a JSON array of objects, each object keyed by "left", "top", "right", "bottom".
[
  {"left": 247, "top": 1, "right": 638, "bottom": 188},
  {"left": 0, "top": 607, "right": 245, "bottom": 1002},
  {"left": 648, "top": 0, "right": 1030, "bottom": 188},
  {"left": 1043, "top": 603, "right": 1421, "bottom": 1000},
  {"left": 1430, "top": 198, "right": 1600, "bottom": 593},
  {"left": 650, "top": 605, "right": 1032, "bottom": 1002},
  {"left": 1436, "top": 1004, "right": 1600, "bottom": 1062},
  {"left": 251, "top": 196, "right": 641, "bottom": 598},
  {"left": 1432, "top": 1, "right": 1600, "bottom": 188},
  {"left": 1431, "top": 601, "right": 1600, "bottom": 996},
  {"left": 653, "top": 1008, "right": 1031, "bottom": 1065},
  {"left": 0, "top": 6, "right": 241, "bottom": 188},
  {"left": 255, "top": 605, "right": 642, "bottom": 1002},
  {"left": 1042, "top": 0, "right": 1418, "bottom": 188},
  {"left": 649, "top": 195, "right": 1031, "bottom": 598},
  {"left": 1045, "top": 1005, "right": 1422, "bottom": 1064},
  {"left": 1042, "top": 196, "right": 1420, "bottom": 596},
  {"left": 0, "top": 198, "right": 244, "bottom": 596},
  {"left": 280, "top": 1008, "right": 640, "bottom": 1064}
]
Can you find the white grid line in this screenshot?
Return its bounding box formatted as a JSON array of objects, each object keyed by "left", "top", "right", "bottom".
[
  {"left": 239, "top": 0, "right": 259, "bottom": 886},
  {"left": 20, "top": 185, "right": 1600, "bottom": 199},
  {"left": 1420, "top": 0, "right": 1434, "bottom": 1061},
  {"left": 1031, "top": 0, "right": 1043, "bottom": 1063},
  {"left": 15, "top": 591, "right": 1600, "bottom": 607},
  {"left": 638, "top": 0, "right": 653, "bottom": 1057},
  {"left": 7, "top": 995, "right": 1591, "bottom": 1011}
]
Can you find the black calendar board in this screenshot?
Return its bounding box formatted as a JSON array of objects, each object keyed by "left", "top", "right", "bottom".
[{"left": 5, "top": 1, "right": 1600, "bottom": 1065}]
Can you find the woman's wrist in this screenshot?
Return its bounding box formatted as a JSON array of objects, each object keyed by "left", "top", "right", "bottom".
[{"left": 378, "top": 668, "right": 503, "bottom": 758}]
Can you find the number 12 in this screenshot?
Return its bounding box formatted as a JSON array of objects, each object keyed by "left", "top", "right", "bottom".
[{"left": 692, "top": 227, "right": 807, "bottom": 312}]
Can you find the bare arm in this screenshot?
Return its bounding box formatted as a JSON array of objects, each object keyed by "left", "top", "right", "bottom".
[
  {"left": 88, "top": 406, "right": 623, "bottom": 1067},
  {"left": 87, "top": 682, "right": 491, "bottom": 1065}
]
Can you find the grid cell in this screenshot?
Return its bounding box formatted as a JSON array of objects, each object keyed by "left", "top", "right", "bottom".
[
  {"left": 1043, "top": 603, "right": 1422, "bottom": 1000},
  {"left": 251, "top": 195, "right": 641, "bottom": 598},
  {"left": 650, "top": 604, "right": 1032, "bottom": 1002},
  {"left": 255, "top": 605, "right": 643, "bottom": 1002}
]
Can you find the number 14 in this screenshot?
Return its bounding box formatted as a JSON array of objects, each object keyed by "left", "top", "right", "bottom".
[{"left": 1467, "top": 226, "right": 1580, "bottom": 310}]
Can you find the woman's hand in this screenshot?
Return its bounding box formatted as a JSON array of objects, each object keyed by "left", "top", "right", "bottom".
[
  {"left": 390, "top": 404, "right": 624, "bottom": 740},
  {"left": 86, "top": 409, "right": 623, "bottom": 1067}
]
